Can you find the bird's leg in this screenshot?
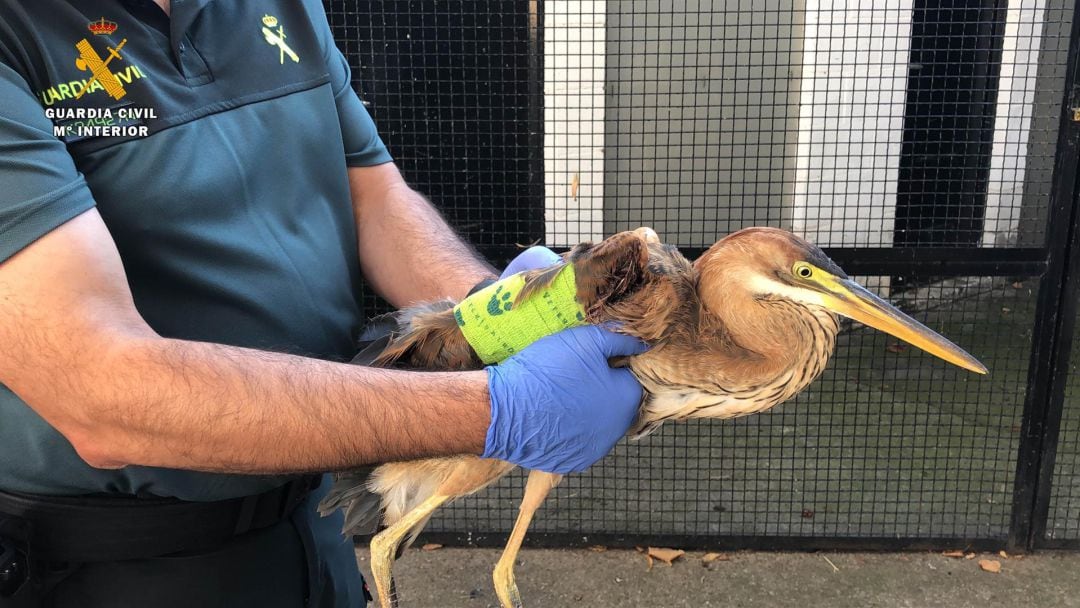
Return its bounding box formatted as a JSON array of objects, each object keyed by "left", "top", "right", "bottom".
[
  {"left": 493, "top": 470, "right": 563, "bottom": 608},
  {"left": 369, "top": 494, "right": 450, "bottom": 608}
]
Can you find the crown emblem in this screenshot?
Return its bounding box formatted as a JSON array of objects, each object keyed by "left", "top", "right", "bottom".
[
  {"left": 262, "top": 14, "right": 279, "bottom": 28},
  {"left": 88, "top": 18, "right": 118, "bottom": 36}
]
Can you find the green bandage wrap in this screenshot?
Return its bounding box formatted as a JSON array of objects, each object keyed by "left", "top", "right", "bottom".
[{"left": 453, "top": 265, "right": 586, "bottom": 364}]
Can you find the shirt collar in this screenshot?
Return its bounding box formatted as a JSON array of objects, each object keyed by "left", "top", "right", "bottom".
[{"left": 168, "top": 0, "right": 214, "bottom": 59}]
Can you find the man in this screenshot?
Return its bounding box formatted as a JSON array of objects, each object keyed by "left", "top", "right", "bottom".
[{"left": 0, "top": 1, "right": 645, "bottom": 605}]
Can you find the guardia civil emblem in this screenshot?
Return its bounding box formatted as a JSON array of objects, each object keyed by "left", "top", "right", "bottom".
[
  {"left": 261, "top": 15, "right": 299, "bottom": 64},
  {"left": 75, "top": 19, "right": 128, "bottom": 100}
]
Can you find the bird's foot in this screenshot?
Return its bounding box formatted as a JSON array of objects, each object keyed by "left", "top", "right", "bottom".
[
  {"left": 493, "top": 561, "right": 524, "bottom": 608},
  {"left": 369, "top": 534, "right": 399, "bottom": 608}
]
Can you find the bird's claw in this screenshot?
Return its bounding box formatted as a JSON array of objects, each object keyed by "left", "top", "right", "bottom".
[
  {"left": 369, "top": 533, "right": 399, "bottom": 608},
  {"left": 493, "top": 562, "right": 523, "bottom": 608}
]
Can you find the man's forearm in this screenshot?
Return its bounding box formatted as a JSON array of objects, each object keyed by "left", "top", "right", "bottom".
[
  {"left": 350, "top": 165, "right": 496, "bottom": 306},
  {"left": 28, "top": 334, "right": 490, "bottom": 473}
]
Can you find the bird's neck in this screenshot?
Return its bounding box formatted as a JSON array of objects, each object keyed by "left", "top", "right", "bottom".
[{"left": 700, "top": 275, "right": 839, "bottom": 382}]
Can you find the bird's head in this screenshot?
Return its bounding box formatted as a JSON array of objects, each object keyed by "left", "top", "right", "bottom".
[{"left": 695, "top": 227, "right": 987, "bottom": 374}]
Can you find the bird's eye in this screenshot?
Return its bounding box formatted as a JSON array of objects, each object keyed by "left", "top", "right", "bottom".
[{"left": 795, "top": 264, "right": 813, "bottom": 278}]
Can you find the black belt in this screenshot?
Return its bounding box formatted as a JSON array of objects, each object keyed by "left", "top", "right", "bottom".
[{"left": 0, "top": 475, "right": 320, "bottom": 563}]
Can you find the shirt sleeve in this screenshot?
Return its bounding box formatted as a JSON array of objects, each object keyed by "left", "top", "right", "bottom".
[
  {"left": 303, "top": 1, "right": 393, "bottom": 168},
  {"left": 0, "top": 61, "right": 96, "bottom": 263}
]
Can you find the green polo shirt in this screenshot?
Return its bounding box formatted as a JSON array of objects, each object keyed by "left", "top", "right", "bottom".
[{"left": 0, "top": 0, "right": 391, "bottom": 501}]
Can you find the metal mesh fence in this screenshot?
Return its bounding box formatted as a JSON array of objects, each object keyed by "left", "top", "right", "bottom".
[
  {"left": 325, "top": 0, "right": 1080, "bottom": 547},
  {"left": 327, "top": 0, "right": 543, "bottom": 254},
  {"left": 1047, "top": 314, "right": 1080, "bottom": 541},
  {"left": 326, "top": 1, "right": 1073, "bottom": 256}
]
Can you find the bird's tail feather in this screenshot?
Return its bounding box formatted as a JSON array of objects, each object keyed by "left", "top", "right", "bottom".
[
  {"left": 318, "top": 464, "right": 440, "bottom": 557},
  {"left": 368, "top": 461, "right": 448, "bottom": 553},
  {"left": 318, "top": 468, "right": 384, "bottom": 536},
  {"left": 370, "top": 462, "right": 445, "bottom": 526}
]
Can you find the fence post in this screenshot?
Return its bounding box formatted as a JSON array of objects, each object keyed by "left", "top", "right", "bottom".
[{"left": 1008, "top": 0, "right": 1080, "bottom": 552}]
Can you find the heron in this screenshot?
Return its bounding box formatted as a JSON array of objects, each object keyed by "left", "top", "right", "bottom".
[{"left": 320, "top": 227, "right": 986, "bottom": 608}]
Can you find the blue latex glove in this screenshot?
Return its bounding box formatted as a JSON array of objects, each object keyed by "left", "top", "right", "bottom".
[
  {"left": 500, "top": 245, "right": 562, "bottom": 279},
  {"left": 483, "top": 325, "right": 648, "bottom": 474}
]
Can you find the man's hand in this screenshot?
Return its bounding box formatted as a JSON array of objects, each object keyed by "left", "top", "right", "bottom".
[
  {"left": 483, "top": 326, "right": 648, "bottom": 474},
  {"left": 0, "top": 210, "right": 492, "bottom": 472},
  {"left": 486, "top": 245, "right": 643, "bottom": 474},
  {"left": 499, "top": 246, "right": 562, "bottom": 279}
]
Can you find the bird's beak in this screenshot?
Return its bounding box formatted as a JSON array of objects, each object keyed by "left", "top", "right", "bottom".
[{"left": 819, "top": 277, "right": 988, "bottom": 374}]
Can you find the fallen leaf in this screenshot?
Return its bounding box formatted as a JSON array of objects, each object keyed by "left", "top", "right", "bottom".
[
  {"left": 999, "top": 550, "right": 1009, "bottom": 559},
  {"left": 942, "top": 550, "right": 965, "bottom": 558},
  {"left": 588, "top": 545, "right": 608, "bottom": 553},
  {"left": 647, "top": 547, "right": 685, "bottom": 566},
  {"left": 886, "top": 343, "right": 908, "bottom": 353},
  {"left": 420, "top": 543, "right": 443, "bottom": 551},
  {"left": 634, "top": 547, "right": 652, "bottom": 571},
  {"left": 570, "top": 173, "right": 580, "bottom": 201},
  {"left": 702, "top": 552, "right": 729, "bottom": 564},
  {"left": 965, "top": 553, "right": 977, "bottom": 560},
  {"left": 979, "top": 559, "right": 1002, "bottom": 573}
]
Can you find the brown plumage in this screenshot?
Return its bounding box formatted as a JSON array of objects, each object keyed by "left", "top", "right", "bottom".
[
  {"left": 630, "top": 228, "right": 842, "bottom": 436},
  {"left": 321, "top": 226, "right": 986, "bottom": 608},
  {"left": 320, "top": 227, "right": 696, "bottom": 608},
  {"left": 630, "top": 227, "right": 984, "bottom": 438}
]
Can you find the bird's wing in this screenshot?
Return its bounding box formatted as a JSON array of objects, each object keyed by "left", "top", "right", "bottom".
[{"left": 351, "top": 312, "right": 402, "bottom": 366}]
